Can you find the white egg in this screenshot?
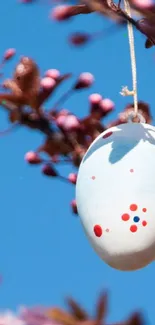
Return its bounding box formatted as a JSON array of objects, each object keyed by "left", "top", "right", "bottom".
[{"left": 76, "top": 122, "right": 155, "bottom": 271}]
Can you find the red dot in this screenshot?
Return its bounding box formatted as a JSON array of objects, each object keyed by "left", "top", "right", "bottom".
[
  {"left": 106, "top": 228, "right": 110, "bottom": 232},
  {"left": 130, "top": 169, "right": 134, "bottom": 173},
  {"left": 130, "top": 204, "right": 138, "bottom": 211},
  {"left": 130, "top": 225, "right": 138, "bottom": 232},
  {"left": 94, "top": 225, "right": 102, "bottom": 237},
  {"left": 121, "top": 213, "right": 130, "bottom": 221},
  {"left": 142, "top": 208, "right": 147, "bottom": 212},
  {"left": 142, "top": 220, "right": 147, "bottom": 226},
  {"left": 103, "top": 131, "right": 113, "bottom": 139},
  {"left": 92, "top": 176, "right": 95, "bottom": 180}
]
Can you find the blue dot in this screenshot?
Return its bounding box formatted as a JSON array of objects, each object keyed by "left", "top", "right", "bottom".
[{"left": 133, "top": 216, "right": 140, "bottom": 222}]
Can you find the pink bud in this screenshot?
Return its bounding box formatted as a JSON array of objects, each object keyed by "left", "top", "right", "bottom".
[
  {"left": 132, "top": 0, "right": 153, "bottom": 8},
  {"left": 50, "top": 5, "right": 73, "bottom": 21},
  {"left": 89, "top": 93, "right": 102, "bottom": 114},
  {"left": 45, "top": 69, "right": 60, "bottom": 80},
  {"left": 68, "top": 173, "right": 77, "bottom": 184},
  {"left": 70, "top": 199, "right": 78, "bottom": 215},
  {"left": 69, "top": 33, "right": 90, "bottom": 46},
  {"left": 56, "top": 115, "right": 67, "bottom": 128},
  {"left": 40, "top": 77, "right": 56, "bottom": 90},
  {"left": 100, "top": 98, "right": 115, "bottom": 112},
  {"left": 63, "top": 115, "right": 80, "bottom": 131},
  {"left": 56, "top": 110, "right": 70, "bottom": 127},
  {"left": 24, "top": 151, "right": 42, "bottom": 164},
  {"left": 74, "top": 73, "right": 94, "bottom": 90},
  {"left": 42, "top": 164, "right": 57, "bottom": 177},
  {"left": 3, "top": 48, "right": 16, "bottom": 61},
  {"left": 89, "top": 93, "right": 102, "bottom": 104}
]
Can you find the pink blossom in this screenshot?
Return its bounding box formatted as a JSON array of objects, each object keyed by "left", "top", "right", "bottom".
[
  {"left": 75, "top": 73, "right": 94, "bottom": 89},
  {"left": 44, "top": 69, "right": 60, "bottom": 80},
  {"left": 0, "top": 312, "right": 26, "bottom": 325},
  {"left": 19, "top": 307, "right": 50, "bottom": 325},
  {"left": 132, "top": 0, "right": 153, "bottom": 8},
  {"left": 68, "top": 173, "right": 77, "bottom": 184},
  {"left": 50, "top": 5, "right": 73, "bottom": 21},
  {"left": 56, "top": 115, "right": 68, "bottom": 128},
  {"left": 63, "top": 115, "right": 80, "bottom": 131},
  {"left": 40, "top": 77, "right": 56, "bottom": 90},
  {"left": 3, "top": 48, "right": 16, "bottom": 61},
  {"left": 100, "top": 98, "right": 115, "bottom": 112},
  {"left": 89, "top": 93, "right": 102, "bottom": 104},
  {"left": 56, "top": 110, "right": 70, "bottom": 128},
  {"left": 24, "top": 151, "right": 42, "bottom": 164},
  {"left": 89, "top": 93, "right": 102, "bottom": 113}
]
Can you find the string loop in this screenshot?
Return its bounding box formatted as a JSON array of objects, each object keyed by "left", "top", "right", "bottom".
[
  {"left": 122, "top": 0, "right": 139, "bottom": 117},
  {"left": 127, "top": 111, "right": 146, "bottom": 124}
]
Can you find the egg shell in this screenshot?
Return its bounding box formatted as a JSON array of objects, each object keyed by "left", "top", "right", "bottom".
[{"left": 76, "top": 122, "right": 155, "bottom": 271}]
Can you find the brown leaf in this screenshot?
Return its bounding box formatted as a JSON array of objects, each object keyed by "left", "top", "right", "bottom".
[
  {"left": 66, "top": 298, "right": 89, "bottom": 321},
  {"left": 126, "top": 313, "right": 144, "bottom": 325},
  {"left": 95, "top": 292, "right": 108, "bottom": 322},
  {"left": 0, "top": 93, "right": 27, "bottom": 106}
]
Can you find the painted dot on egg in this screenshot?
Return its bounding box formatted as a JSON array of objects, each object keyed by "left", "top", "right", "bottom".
[
  {"left": 106, "top": 228, "right": 110, "bottom": 232},
  {"left": 133, "top": 216, "right": 140, "bottom": 223},
  {"left": 103, "top": 131, "right": 113, "bottom": 139},
  {"left": 130, "top": 169, "right": 134, "bottom": 173},
  {"left": 94, "top": 225, "right": 102, "bottom": 237},
  {"left": 130, "top": 204, "right": 138, "bottom": 211},
  {"left": 130, "top": 225, "right": 138, "bottom": 233},
  {"left": 142, "top": 220, "right": 147, "bottom": 227},
  {"left": 92, "top": 176, "right": 96, "bottom": 180},
  {"left": 142, "top": 208, "right": 147, "bottom": 212},
  {"left": 121, "top": 213, "right": 130, "bottom": 221}
]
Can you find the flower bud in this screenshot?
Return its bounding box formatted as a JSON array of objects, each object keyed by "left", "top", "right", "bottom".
[
  {"left": 74, "top": 72, "right": 94, "bottom": 90},
  {"left": 45, "top": 69, "right": 60, "bottom": 80},
  {"left": 24, "top": 151, "right": 42, "bottom": 164},
  {"left": 69, "top": 32, "right": 90, "bottom": 46},
  {"left": 89, "top": 93, "right": 102, "bottom": 113},
  {"left": 3, "top": 48, "right": 16, "bottom": 61},
  {"left": 40, "top": 77, "right": 56, "bottom": 90},
  {"left": 50, "top": 5, "right": 73, "bottom": 21},
  {"left": 63, "top": 115, "right": 80, "bottom": 131},
  {"left": 70, "top": 199, "right": 78, "bottom": 215},
  {"left": 100, "top": 98, "right": 115, "bottom": 112},
  {"left": 68, "top": 173, "right": 77, "bottom": 184},
  {"left": 42, "top": 164, "right": 57, "bottom": 177}
]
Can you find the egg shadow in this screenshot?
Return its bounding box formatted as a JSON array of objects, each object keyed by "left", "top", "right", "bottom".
[{"left": 83, "top": 123, "right": 155, "bottom": 165}]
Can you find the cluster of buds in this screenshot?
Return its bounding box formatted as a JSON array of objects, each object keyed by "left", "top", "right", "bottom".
[{"left": 0, "top": 48, "right": 152, "bottom": 215}]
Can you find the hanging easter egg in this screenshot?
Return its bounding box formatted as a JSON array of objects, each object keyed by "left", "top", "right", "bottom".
[{"left": 76, "top": 119, "right": 155, "bottom": 271}]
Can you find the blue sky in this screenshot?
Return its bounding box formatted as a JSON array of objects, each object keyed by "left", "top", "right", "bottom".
[{"left": 0, "top": 0, "right": 155, "bottom": 324}]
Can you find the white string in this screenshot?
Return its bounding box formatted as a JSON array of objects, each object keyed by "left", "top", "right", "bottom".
[{"left": 120, "top": 0, "right": 138, "bottom": 116}]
